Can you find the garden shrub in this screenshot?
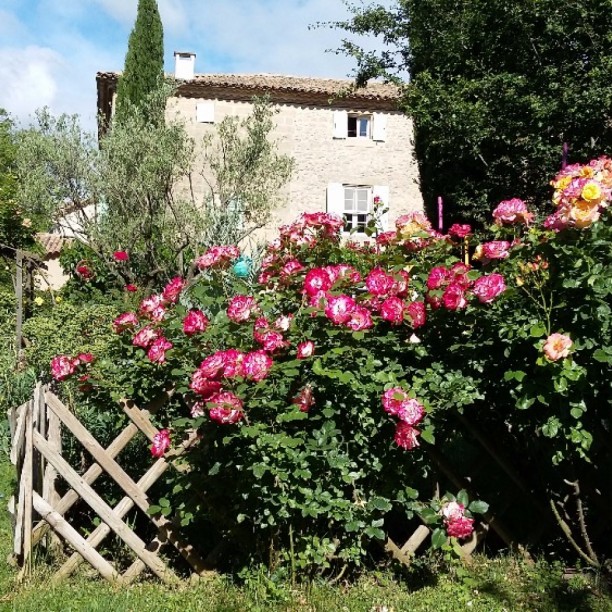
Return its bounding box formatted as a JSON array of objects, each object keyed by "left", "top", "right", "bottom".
[{"left": 51, "top": 158, "right": 612, "bottom": 575}]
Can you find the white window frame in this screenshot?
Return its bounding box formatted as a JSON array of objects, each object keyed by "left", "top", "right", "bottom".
[
  {"left": 347, "top": 114, "right": 371, "bottom": 139},
  {"left": 343, "top": 185, "right": 372, "bottom": 233}
]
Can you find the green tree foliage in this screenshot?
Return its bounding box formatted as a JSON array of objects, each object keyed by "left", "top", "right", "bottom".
[
  {"left": 16, "top": 88, "right": 293, "bottom": 293},
  {"left": 115, "top": 0, "right": 164, "bottom": 125},
  {"left": 333, "top": 0, "right": 612, "bottom": 224},
  {"left": 0, "top": 109, "right": 41, "bottom": 286}
]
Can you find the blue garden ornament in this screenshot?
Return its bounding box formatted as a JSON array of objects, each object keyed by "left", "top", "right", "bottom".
[{"left": 232, "top": 257, "right": 251, "bottom": 278}]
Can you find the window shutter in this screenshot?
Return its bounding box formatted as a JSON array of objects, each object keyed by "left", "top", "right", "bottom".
[
  {"left": 327, "top": 183, "right": 345, "bottom": 218},
  {"left": 196, "top": 101, "right": 215, "bottom": 123},
  {"left": 332, "top": 110, "right": 348, "bottom": 139},
  {"left": 372, "top": 113, "right": 387, "bottom": 142},
  {"left": 373, "top": 185, "right": 390, "bottom": 231}
]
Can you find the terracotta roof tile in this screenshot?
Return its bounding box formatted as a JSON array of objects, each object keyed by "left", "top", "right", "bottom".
[{"left": 36, "top": 233, "right": 72, "bottom": 257}]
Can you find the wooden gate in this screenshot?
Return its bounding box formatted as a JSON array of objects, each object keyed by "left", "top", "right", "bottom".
[{"left": 8, "top": 383, "right": 212, "bottom": 584}]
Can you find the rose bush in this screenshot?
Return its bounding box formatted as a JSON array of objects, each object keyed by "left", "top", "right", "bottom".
[{"left": 49, "top": 158, "right": 612, "bottom": 573}]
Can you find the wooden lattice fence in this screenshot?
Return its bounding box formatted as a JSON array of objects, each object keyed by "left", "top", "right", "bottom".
[
  {"left": 7, "top": 384, "right": 543, "bottom": 583},
  {"left": 7, "top": 384, "right": 212, "bottom": 584}
]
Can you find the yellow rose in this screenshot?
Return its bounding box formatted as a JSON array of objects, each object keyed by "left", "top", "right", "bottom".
[
  {"left": 581, "top": 181, "right": 602, "bottom": 202},
  {"left": 580, "top": 166, "right": 594, "bottom": 178},
  {"left": 55, "top": 296, "right": 63, "bottom": 304},
  {"left": 570, "top": 200, "right": 600, "bottom": 229},
  {"left": 34, "top": 296, "right": 44, "bottom": 306}
]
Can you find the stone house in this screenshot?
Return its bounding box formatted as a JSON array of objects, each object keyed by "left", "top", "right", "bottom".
[{"left": 96, "top": 53, "right": 423, "bottom": 239}]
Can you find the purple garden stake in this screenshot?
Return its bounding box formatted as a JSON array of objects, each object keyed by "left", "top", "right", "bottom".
[
  {"left": 437, "top": 196, "right": 443, "bottom": 232},
  {"left": 562, "top": 142, "right": 568, "bottom": 170}
]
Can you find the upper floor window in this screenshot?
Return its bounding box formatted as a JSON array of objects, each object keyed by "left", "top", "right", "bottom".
[
  {"left": 347, "top": 114, "right": 371, "bottom": 138},
  {"left": 333, "top": 110, "right": 387, "bottom": 141}
]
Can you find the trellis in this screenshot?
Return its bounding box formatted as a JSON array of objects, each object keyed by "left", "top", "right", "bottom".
[
  {"left": 7, "top": 385, "right": 545, "bottom": 582},
  {"left": 8, "top": 383, "right": 212, "bottom": 584}
]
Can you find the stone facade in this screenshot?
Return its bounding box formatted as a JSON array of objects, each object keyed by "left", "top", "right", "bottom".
[{"left": 97, "top": 72, "right": 423, "bottom": 238}]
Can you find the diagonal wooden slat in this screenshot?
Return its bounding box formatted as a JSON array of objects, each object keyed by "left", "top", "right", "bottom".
[
  {"left": 33, "top": 430, "right": 179, "bottom": 584},
  {"left": 33, "top": 492, "right": 121, "bottom": 585},
  {"left": 30, "top": 420, "right": 140, "bottom": 548},
  {"left": 55, "top": 431, "right": 210, "bottom": 580}
]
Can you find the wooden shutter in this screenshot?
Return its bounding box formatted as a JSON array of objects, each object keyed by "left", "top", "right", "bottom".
[
  {"left": 332, "top": 110, "right": 348, "bottom": 139},
  {"left": 327, "top": 183, "right": 345, "bottom": 218},
  {"left": 372, "top": 113, "right": 387, "bottom": 142},
  {"left": 373, "top": 185, "right": 390, "bottom": 231},
  {"left": 196, "top": 101, "right": 215, "bottom": 123}
]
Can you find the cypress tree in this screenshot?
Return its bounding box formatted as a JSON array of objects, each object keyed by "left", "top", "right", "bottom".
[{"left": 115, "top": 0, "right": 164, "bottom": 125}]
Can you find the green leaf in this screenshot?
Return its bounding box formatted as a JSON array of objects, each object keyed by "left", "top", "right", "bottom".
[
  {"left": 369, "top": 497, "right": 392, "bottom": 512},
  {"left": 364, "top": 526, "right": 385, "bottom": 540},
  {"left": 593, "top": 349, "right": 611, "bottom": 363},
  {"left": 468, "top": 500, "right": 489, "bottom": 515},
  {"left": 456, "top": 490, "right": 469, "bottom": 507},
  {"left": 276, "top": 409, "right": 309, "bottom": 423},
  {"left": 431, "top": 528, "right": 448, "bottom": 549},
  {"left": 530, "top": 324, "right": 547, "bottom": 338},
  {"left": 147, "top": 505, "right": 161, "bottom": 515}
]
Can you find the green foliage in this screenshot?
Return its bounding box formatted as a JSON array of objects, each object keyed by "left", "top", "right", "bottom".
[
  {"left": 115, "top": 0, "right": 164, "bottom": 126},
  {"left": 22, "top": 300, "right": 120, "bottom": 376},
  {"left": 333, "top": 0, "right": 612, "bottom": 225},
  {"left": 16, "top": 92, "right": 293, "bottom": 292}
]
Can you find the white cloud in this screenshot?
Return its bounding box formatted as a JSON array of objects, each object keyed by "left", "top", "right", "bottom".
[
  {"left": 94, "top": 0, "right": 187, "bottom": 35},
  {"left": 0, "top": 46, "right": 61, "bottom": 120}
]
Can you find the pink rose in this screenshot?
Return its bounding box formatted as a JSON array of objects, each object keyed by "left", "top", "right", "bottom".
[
  {"left": 139, "top": 295, "right": 164, "bottom": 319},
  {"left": 382, "top": 387, "right": 410, "bottom": 415},
  {"left": 493, "top": 198, "right": 533, "bottom": 225},
  {"left": 442, "top": 501, "right": 465, "bottom": 522},
  {"left": 442, "top": 283, "right": 467, "bottom": 311},
  {"left": 346, "top": 306, "right": 374, "bottom": 331},
  {"left": 274, "top": 314, "right": 293, "bottom": 332},
  {"left": 394, "top": 422, "right": 420, "bottom": 450},
  {"left": 445, "top": 516, "right": 474, "bottom": 539},
  {"left": 162, "top": 276, "right": 185, "bottom": 304},
  {"left": 190, "top": 401, "right": 206, "bottom": 418},
  {"left": 147, "top": 337, "right": 172, "bottom": 363},
  {"left": 472, "top": 274, "right": 506, "bottom": 304},
  {"left": 209, "top": 392, "right": 244, "bottom": 424},
  {"left": 396, "top": 398, "right": 425, "bottom": 426},
  {"left": 303, "top": 268, "right": 333, "bottom": 296},
  {"left": 324, "top": 294, "right": 356, "bottom": 325},
  {"left": 151, "top": 429, "right": 171, "bottom": 458},
  {"left": 475, "top": 241, "right": 511, "bottom": 263},
  {"left": 280, "top": 259, "right": 305, "bottom": 278},
  {"left": 296, "top": 341, "right": 315, "bottom": 359},
  {"left": 227, "top": 295, "right": 258, "bottom": 323},
  {"left": 366, "top": 268, "right": 396, "bottom": 297},
  {"left": 448, "top": 224, "right": 472, "bottom": 239},
  {"left": 292, "top": 385, "right": 314, "bottom": 413},
  {"left": 132, "top": 326, "right": 160, "bottom": 348},
  {"left": 219, "top": 349, "right": 244, "bottom": 377},
  {"left": 113, "top": 250, "right": 129, "bottom": 262},
  {"left": 76, "top": 263, "right": 94, "bottom": 280},
  {"left": 543, "top": 333, "right": 572, "bottom": 361},
  {"left": 190, "top": 370, "right": 222, "bottom": 397},
  {"left": 77, "top": 353, "right": 95, "bottom": 364},
  {"left": 125, "top": 284, "right": 138, "bottom": 292},
  {"left": 113, "top": 312, "right": 139, "bottom": 333},
  {"left": 198, "top": 352, "right": 226, "bottom": 379},
  {"left": 195, "top": 245, "right": 240, "bottom": 269},
  {"left": 406, "top": 301, "right": 426, "bottom": 329},
  {"left": 50, "top": 355, "right": 79, "bottom": 381},
  {"left": 427, "top": 266, "right": 449, "bottom": 291},
  {"left": 182, "top": 309, "right": 209, "bottom": 335},
  {"left": 257, "top": 330, "right": 288, "bottom": 353},
  {"left": 380, "top": 296, "right": 405, "bottom": 325},
  {"left": 242, "top": 350, "right": 273, "bottom": 381}
]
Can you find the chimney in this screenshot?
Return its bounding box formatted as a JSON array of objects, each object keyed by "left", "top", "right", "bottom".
[{"left": 174, "top": 51, "right": 196, "bottom": 80}]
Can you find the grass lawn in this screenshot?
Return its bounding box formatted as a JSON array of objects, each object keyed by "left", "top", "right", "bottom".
[{"left": 0, "top": 457, "right": 610, "bottom": 611}]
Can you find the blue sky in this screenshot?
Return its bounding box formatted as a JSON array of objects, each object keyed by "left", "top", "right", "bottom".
[{"left": 0, "top": 0, "right": 388, "bottom": 130}]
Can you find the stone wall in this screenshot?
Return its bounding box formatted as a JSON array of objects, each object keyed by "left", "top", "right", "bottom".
[{"left": 167, "top": 96, "right": 423, "bottom": 239}]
